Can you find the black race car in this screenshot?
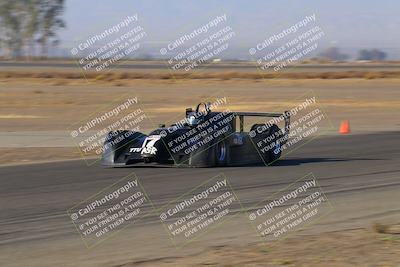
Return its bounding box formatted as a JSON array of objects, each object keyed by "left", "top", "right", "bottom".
[{"left": 102, "top": 102, "right": 290, "bottom": 167}]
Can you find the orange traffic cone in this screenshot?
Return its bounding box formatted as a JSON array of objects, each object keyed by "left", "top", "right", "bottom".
[{"left": 339, "top": 120, "right": 350, "bottom": 134}]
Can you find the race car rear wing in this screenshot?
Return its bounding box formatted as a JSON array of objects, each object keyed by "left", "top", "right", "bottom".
[
  {"left": 234, "top": 111, "right": 291, "bottom": 136},
  {"left": 185, "top": 102, "right": 290, "bottom": 138}
]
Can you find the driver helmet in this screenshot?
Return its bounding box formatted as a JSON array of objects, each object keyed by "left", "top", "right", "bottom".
[
  {"left": 187, "top": 102, "right": 211, "bottom": 126},
  {"left": 188, "top": 114, "right": 201, "bottom": 126}
]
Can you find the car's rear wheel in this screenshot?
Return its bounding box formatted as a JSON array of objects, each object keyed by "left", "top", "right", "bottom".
[{"left": 265, "top": 124, "right": 282, "bottom": 164}]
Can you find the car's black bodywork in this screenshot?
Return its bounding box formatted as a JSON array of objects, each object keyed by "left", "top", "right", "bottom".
[{"left": 102, "top": 103, "right": 290, "bottom": 167}]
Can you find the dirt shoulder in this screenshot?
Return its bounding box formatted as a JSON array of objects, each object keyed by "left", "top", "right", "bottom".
[
  {"left": 0, "top": 147, "right": 84, "bottom": 166},
  {"left": 136, "top": 225, "right": 400, "bottom": 267},
  {"left": 1, "top": 78, "right": 399, "bottom": 132}
]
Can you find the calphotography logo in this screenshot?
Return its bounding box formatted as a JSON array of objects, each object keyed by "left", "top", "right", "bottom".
[
  {"left": 67, "top": 173, "right": 154, "bottom": 248},
  {"left": 68, "top": 95, "right": 153, "bottom": 165},
  {"left": 247, "top": 173, "right": 334, "bottom": 244},
  {"left": 249, "top": 14, "right": 325, "bottom": 72},
  {"left": 71, "top": 14, "right": 147, "bottom": 72},
  {"left": 247, "top": 90, "right": 334, "bottom": 166},
  {"left": 161, "top": 14, "right": 236, "bottom": 73},
  {"left": 157, "top": 95, "right": 237, "bottom": 166},
  {"left": 159, "top": 174, "right": 242, "bottom": 247}
]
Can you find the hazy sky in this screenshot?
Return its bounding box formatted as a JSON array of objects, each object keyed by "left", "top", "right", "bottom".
[{"left": 60, "top": 0, "right": 399, "bottom": 58}]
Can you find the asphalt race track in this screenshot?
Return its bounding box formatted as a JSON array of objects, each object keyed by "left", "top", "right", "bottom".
[{"left": 1, "top": 132, "right": 399, "bottom": 266}]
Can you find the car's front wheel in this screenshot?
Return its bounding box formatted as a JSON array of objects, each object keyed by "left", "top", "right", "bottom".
[{"left": 214, "top": 138, "right": 228, "bottom": 166}]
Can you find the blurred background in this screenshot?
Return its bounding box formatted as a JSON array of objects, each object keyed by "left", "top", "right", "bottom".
[{"left": 0, "top": 0, "right": 399, "bottom": 61}]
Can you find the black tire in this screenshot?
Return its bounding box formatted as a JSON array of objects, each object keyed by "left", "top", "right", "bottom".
[
  {"left": 265, "top": 124, "right": 282, "bottom": 164},
  {"left": 214, "top": 138, "right": 228, "bottom": 166}
]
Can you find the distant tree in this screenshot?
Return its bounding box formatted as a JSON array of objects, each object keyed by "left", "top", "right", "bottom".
[
  {"left": 0, "top": 0, "right": 65, "bottom": 58},
  {"left": 37, "top": 0, "right": 66, "bottom": 57},
  {"left": 0, "top": 1, "right": 24, "bottom": 58},
  {"left": 357, "top": 49, "right": 387, "bottom": 61},
  {"left": 318, "top": 47, "right": 349, "bottom": 61},
  {"left": 23, "top": 0, "right": 41, "bottom": 58},
  {"left": 358, "top": 49, "right": 370, "bottom": 60}
]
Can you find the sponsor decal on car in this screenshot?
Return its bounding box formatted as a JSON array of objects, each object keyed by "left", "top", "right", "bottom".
[{"left": 141, "top": 135, "right": 161, "bottom": 155}]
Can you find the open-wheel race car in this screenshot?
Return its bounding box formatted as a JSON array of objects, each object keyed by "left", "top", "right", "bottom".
[{"left": 102, "top": 102, "right": 290, "bottom": 167}]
